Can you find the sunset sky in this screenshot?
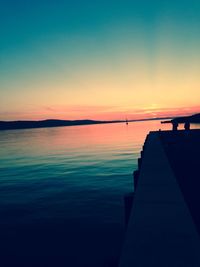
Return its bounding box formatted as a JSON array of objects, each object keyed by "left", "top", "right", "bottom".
[{"left": 0, "top": 0, "right": 200, "bottom": 121}]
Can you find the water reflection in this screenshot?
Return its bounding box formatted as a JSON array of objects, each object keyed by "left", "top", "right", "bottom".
[{"left": 0, "top": 120, "right": 199, "bottom": 267}]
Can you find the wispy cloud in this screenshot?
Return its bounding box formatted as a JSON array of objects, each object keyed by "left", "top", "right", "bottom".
[{"left": 0, "top": 104, "right": 199, "bottom": 121}]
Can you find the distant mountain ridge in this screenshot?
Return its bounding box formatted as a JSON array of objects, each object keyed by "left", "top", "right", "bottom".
[
  {"left": 0, "top": 116, "right": 179, "bottom": 131},
  {"left": 0, "top": 119, "right": 121, "bottom": 131}
]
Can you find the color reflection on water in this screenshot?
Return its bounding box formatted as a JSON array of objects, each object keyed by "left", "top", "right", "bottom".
[{"left": 0, "top": 120, "right": 199, "bottom": 267}]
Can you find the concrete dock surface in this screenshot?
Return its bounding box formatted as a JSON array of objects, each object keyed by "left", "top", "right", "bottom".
[
  {"left": 119, "top": 129, "right": 200, "bottom": 267},
  {"left": 160, "top": 130, "right": 200, "bottom": 234}
]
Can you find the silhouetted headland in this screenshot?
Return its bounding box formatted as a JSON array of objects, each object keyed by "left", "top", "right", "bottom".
[
  {"left": 0, "top": 119, "right": 122, "bottom": 131},
  {"left": 161, "top": 112, "right": 200, "bottom": 124},
  {"left": 0, "top": 117, "right": 172, "bottom": 131}
]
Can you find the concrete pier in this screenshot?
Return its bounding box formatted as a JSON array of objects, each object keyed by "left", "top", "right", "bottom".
[{"left": 119, "top": 130, "right": 200, "bottom": 267}]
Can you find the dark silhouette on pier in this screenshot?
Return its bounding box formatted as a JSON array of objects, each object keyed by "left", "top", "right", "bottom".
[
  {"left": 160, "top": 129, "right": 200, "bottom": 233},
  {"left": 172, "top": 120, "right": 178, "bottom": 131},
  {"left": 184, "top": 120, "right": 190, "bottom": 131},
  {"left": 120, "top": 129, "right": 200, "bottom": 266}
]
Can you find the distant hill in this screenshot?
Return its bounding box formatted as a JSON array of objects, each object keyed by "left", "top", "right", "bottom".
[
  {"left": 0, "top": 119, "right": 121, "bottom": 131},
  {"left": 0, "top": 116, "right": 175, "bottom": 131},
  {"left": 161, "top": 113, "right": 200, "bottom": 124}
]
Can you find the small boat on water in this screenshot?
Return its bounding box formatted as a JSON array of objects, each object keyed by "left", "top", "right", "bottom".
[{"left": 126, "top": 118, "right": 128, "bottom": 125}]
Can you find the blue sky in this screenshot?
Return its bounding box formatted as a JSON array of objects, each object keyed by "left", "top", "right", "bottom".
[{"left": 0, "top": 0, "right": 200, "bottom": 120}]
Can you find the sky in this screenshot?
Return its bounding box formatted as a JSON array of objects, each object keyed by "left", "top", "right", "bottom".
[{"left": 0, "top": 0, "right": 200, "bottom": 121}]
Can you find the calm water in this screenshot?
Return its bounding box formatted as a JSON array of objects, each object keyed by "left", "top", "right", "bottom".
[{"left": 0, "top": 120, "right": 198, "bottom": 267}]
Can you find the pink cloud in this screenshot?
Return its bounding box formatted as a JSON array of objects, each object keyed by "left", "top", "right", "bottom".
[{"left": 0, "top": 105, "right": 199, "bottom": 121}]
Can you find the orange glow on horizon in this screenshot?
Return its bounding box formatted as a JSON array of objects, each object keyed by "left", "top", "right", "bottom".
[{"left": 1, "top": 105, "right": 199, "bottom": 121}]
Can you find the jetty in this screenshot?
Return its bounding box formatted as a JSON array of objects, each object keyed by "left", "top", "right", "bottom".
[{"left": 120, "top": 129, "right": 200, "bottom": 267}]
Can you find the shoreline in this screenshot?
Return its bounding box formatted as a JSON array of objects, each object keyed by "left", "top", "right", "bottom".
[{"left": 0, "top": 117, "right": 172, "bottom": 131}]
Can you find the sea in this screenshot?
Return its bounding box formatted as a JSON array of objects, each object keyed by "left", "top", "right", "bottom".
[{"left": 0, "top": 120, "right": 199, "bottom": 267}]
